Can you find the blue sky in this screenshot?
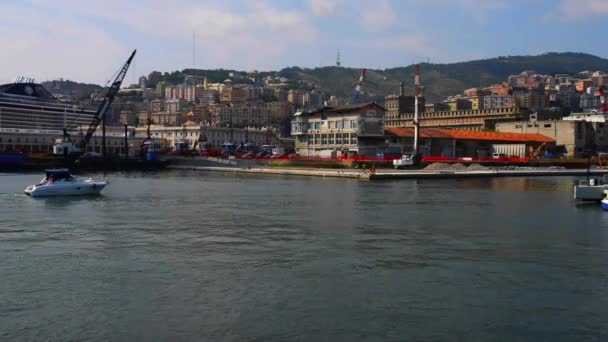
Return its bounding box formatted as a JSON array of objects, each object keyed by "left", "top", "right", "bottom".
[{"left": 1, "top": 0, "right": 607, "bottom": 84}]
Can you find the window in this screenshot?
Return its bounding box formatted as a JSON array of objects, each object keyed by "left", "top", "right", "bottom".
[
  {"left": 343, "top": 120, "right": 350, "bottom": 129},
  {"left": 314, "top": 122, "right": 320, "bottom": 130},
  {"left": 336, "top": 133, "right": 342, "bottom": 144},
  {"left": 515, "top": 125, "right": 522, "bottom": 128},
  {"left": 336, "top": 121, "right": 343, "bottom": 129},
  {"left": 351, "top": 135, "right": 357, "bottom": 145},
  {"left": 330, "top": 134, "right": 335, "bottom": 145},
  {"left": 544, "top": 124, "right": 552, "bottom": 128},
  {"left": 351, "top": 121, "right": 358, "bottom": 129}
]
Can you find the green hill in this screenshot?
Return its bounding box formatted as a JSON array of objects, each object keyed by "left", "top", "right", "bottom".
[
  {"left": 41, "top": 79, "right": 104, "bottom": 100},
  {"left": 52, "top": 52, "right": 608, "bottom": 104},
  {"left": 278, "top": 52, "right": 608, "bottom": 103}
]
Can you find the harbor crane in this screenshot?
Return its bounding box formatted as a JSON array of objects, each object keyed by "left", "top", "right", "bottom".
[
  {"left": 393, "top": 64, "right": 423, "bottom": 169},
  {"left": 53, "top": 50, "right": 137, "bottom": 156},
  {"left": 352, "top": 69, "right": 366, "bottom": 104}
]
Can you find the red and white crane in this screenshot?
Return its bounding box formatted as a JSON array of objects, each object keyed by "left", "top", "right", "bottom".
[
  {"left": 413, "top": 64, "right": 421, "bottom": 153},
  {"left": 599, "top": 86, "right": 607, "bottom": 113},
  {"left": 352, "top": 68, "right": 366, "bottom": 104}
]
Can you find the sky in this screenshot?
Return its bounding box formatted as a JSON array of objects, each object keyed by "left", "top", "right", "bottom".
[{"left": 1, "top": 0, "right": 608, "bottom": 85}]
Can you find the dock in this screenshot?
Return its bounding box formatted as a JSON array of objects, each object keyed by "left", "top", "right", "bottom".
[{"left": 168, "top": 164, "right": 608, "bottom": 180}]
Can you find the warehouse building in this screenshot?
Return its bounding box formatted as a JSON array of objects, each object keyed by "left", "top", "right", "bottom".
[{"left": 385, "top": 127, "right": 555, "bottom": 159}]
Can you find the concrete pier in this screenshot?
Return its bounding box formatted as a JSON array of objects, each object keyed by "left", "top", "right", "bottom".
[
  {"left": 169, "top": 164, "right": 608, "bottom": 180},
  {"left": 169, "top": 165, "right": 371, "bottom": 179}
]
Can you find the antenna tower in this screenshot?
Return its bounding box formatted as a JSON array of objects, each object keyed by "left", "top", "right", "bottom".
[
  {"left": 192, "top": 31, "right": 196, "bottom": 69},
  {"left": 336, "top": 49, "right": 341, "bottom": 67}
]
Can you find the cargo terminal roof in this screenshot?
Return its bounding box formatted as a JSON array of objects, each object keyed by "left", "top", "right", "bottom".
[{"left": 386, "top": 127, "right": 555, "bottom": 144}]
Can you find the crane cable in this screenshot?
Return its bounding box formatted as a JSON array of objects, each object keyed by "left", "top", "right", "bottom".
[{"left": 64, "top": 55, "right": 132, "bottom": 133}]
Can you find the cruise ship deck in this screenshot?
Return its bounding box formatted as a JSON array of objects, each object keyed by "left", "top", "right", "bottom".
[{"left": 0, "top": 82, "right": 96, "bottom": 131}]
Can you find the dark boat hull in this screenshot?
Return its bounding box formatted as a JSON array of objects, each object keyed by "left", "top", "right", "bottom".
[{"left": 0, "top": 152, "right": 27, "bottom": 165}]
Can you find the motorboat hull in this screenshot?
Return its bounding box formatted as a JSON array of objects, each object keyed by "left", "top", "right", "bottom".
[
  {"left": 24, "top": 181, "right": 108, "bottom": 197},
  {"left": 574, "top": 184, "right": 608, "bottom": 201},
  {"left": 602, "top": 199, "right": 608, "bottom": 211}
]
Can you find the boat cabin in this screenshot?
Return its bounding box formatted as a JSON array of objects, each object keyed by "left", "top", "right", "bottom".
[{"left": 43, "top": 169, "right": 73, "bottom": 183}]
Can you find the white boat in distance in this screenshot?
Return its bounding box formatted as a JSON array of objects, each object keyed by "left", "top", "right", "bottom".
[
  {"left": 573, "top": 175, "right": 608, "bottom": 201},
  {"left": 24, "top": 169, "right": 108, "bottom": 197}
]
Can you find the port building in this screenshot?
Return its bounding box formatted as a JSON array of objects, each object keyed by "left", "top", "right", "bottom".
[
  {"left": 132, "top": 123, "right": 281, "bottom": 150},
  {"left": 0, "top": 127, "right": 144, "bottom": 157},
  {"left": 291, "top": 103, "right": 386, "bottom": 158},
  {"left": 496, "top": 112, "right": 608, "bottom": 158},
  {"left": 385, "top": 127, "right": 555, "bottom": 159},
  {"left": 385, "top": 107, "right": 522, "bottom": 131}
]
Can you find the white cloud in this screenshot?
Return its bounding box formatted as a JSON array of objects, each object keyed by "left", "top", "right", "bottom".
[
  {"left": 555, "top": 0, "right": 608, "bottom": 20},
  {"left": 0, "top": 4, "right": 128, "bottom": 84},
  {"left": 424, "top": 0, "right": 506, "bottom": 22},
  {"left": 1, "top": 1, "right": 319, "bottom": 83},
  {"left": 360, "top": 0, "right": 396, "bottom": 32},
  {"left": 426, "top": 0, "right": 506, "bottom": 11},
  {"left": 309, "top": 0, "right": 342, "bottom": 16}
]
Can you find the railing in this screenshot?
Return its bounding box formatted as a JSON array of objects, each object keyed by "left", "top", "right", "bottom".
[{"left": 422, "top": 156, "right": 531, "bottom": 163}]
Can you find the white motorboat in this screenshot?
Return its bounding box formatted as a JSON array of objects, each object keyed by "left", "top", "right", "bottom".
[
  {"left": 24, "top": 169, "right": 108, "bottom": 197},
  {"left": 573, "top": 175, "right": 608, "bottom": 201},
  {"left": 602, "top": 191, "right": 608, "bottom": 210}
]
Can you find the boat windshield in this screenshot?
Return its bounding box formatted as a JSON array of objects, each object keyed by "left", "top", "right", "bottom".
[{"left": 39, "top": 174, "right": 76, "bottom": 185}]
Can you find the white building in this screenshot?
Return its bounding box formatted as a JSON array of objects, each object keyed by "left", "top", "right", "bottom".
[{"left": 482, "top": 95, "right": 514, "bottom": 109}]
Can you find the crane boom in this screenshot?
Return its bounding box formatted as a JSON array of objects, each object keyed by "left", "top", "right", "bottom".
[
  {"left": 352, "top": 69, "right": 366, "bottom": 104},
  {"left": 79, "top": 50, "right": 137, "bottom": 149}
]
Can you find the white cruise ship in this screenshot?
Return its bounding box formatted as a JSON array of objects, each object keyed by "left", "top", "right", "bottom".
[{"left": 0, "top": 81, "right": 96, "bottom": 131}]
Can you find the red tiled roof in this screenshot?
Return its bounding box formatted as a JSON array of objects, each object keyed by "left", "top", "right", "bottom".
[
  {"left": 386, "top": 127, "right": 555, "bottom": 143},
  {"left": 447, "top": 130, "right": 555, "bottom": 143}
]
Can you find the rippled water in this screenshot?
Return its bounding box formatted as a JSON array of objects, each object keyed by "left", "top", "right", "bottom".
[{"left": 1, "top": 171, "right": 608, "bottom": 341}]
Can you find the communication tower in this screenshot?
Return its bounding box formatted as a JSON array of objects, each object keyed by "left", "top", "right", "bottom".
[{"left": 336, "top": 49, "right": 341, "bottom": 67}]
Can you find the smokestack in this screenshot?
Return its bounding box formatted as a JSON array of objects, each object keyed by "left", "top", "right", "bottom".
[{"left": 399, "top": 81, "right": 405, "bottom": 97}]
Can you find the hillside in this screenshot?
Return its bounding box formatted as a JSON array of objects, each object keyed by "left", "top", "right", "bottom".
[
  {"left": 279, "top": 52, "right": 608, "bottom": 103},
  {"left": 49, "top": 52, "right": 608, "bottom": 104},
  {"left": 41, "top": 79, "right": 104, "bottom": 101}
]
